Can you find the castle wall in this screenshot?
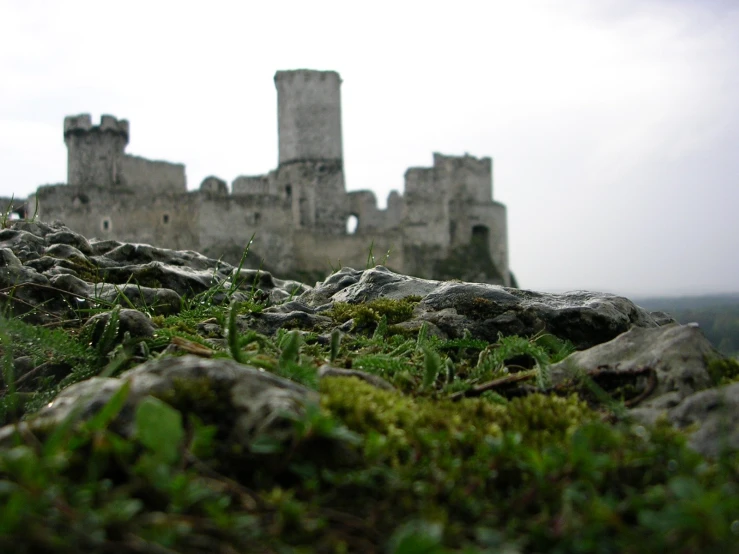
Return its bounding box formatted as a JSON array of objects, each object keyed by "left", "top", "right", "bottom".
[
  {"left": 386, "top": 191, "right": 404, "bottom": 228},
  {"left": 35, "top": 185, "right": 200, "bottom": 250},
  {"left": 403, "top": 168, "right": 450, "bottom": 247},
  {"left": 274, "top": 161, "right": 347, "bottom": 234},
  {"left": 472, "top": 201, "right": 509, "bottom": 286},
  {"left": 347, "top": 190, "right": 403, "bottom": 233},
  {"left": 275, "top": 70, "right": 343, "bottom": 164},
  {"left": 119, "top": 154, "right": 187, "bottom": 193},
  {"left": 195, "top": 193, "right": 296, "bottom": 275},
  {"left": 432, "top": 153, "right": 493, "bottom": 204},
  {"left": 232, "top": 175, "right": 271, "bottom": 196},
  {"left": 292, "top": 230, "right": 401, "bottom": 280}
]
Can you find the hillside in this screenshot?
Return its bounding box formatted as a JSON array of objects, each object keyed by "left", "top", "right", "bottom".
[{"left": 635, "top": 294, "right": 739, "bottom": 357}]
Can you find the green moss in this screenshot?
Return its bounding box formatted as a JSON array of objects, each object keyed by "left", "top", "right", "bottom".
[
  {"left": 325, "top": 296, "right": 422, "bottom": 329},
  {"left": 154, "top": 376, "right": 225, "bottom": 421},
  {"left": 706, "top": 356, "right": 739, "bottom": 385},
  {"left": 57, "top": 256, "right": 104, "bottom": 283},
  {"left": 319, "top": 376, "right": 595, "bottom": 453}
]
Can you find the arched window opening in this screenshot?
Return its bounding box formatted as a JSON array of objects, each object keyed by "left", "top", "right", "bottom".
[
  {"left": 8, "top": 212, "right": 21, "bottom": 221},
  {"left": 346, "top": 214, "right": 359, "bottom": 235},
  {"left": 285, "top": 184, "right": 292, "bottom": 199},
  {"left": 162, "top": 213, "right": 170, "bottom": 224}
]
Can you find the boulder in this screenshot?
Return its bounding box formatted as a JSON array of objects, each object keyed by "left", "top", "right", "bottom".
[
  {"left": 665, "top": 382, "right": 739, "bottom": 458},
  {"left": 295, "top": 266, "right": 663, "bottom": 349},
  {"left": 550, "top": 324, "right": 718, "bottom": 402},
  {"left": 0, "top": 355, "right": 319, "bottom": 456}
]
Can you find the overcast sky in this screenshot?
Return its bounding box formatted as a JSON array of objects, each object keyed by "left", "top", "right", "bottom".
[{"left": 1, "top": 0, "right": 737, "bottom": 297}]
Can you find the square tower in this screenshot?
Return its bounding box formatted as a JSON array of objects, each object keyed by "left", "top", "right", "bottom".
[{"left": 274, "top": 70, "right": 343, "bottom": 165}]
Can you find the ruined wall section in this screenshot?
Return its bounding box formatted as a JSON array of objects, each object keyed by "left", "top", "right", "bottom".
[
  {"left": 195, "top": 193, "right": 295, "bottom": 274},
  {"left": 0, "top": 196, "right": 29, "bottom": 219},
  {"left": 292, "top": 230, "right": 400, "bottom": 281},
  {"left": 275, "top": 70, "right": 343, "bottom": 165},
  {"left": 119, "top": 154, "right": 186, "bottom": 193},
  {"left": 403, "top": 167, "right": 450, "bottom": 247},
  {"left": 401, "top": 153, "right": 509, "bottom": 285},
  {"left": 64, "top": 114, "right": 129, "bottom": 187},
  {"left": 432, "top": 152, "right": 493, "bottom": 204},
  {"left": 232, "top": 175, "right": 271, "bottom": 196},
  {"left": 474, "top": 201, "right": 509, "bottom": 286},
  {"left": 346, "top": 190, "right": 403, "bottom": 233},
  {"left": 35, "top": 184, "right": 199, "bottom": 250},
  {"left": 274, "top": 160, "right": 347, "bottom": 234}
]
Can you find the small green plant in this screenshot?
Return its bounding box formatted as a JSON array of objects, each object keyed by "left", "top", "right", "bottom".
[
  {"left": 0, "top": 195, "right": 15, "bottom": 229},
  {"left": 366, "top": 240, "right": 376, "bottom": 269}
]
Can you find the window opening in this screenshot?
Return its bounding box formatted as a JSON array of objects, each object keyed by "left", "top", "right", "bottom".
[{"left": 346, "top": 214, "right": 359, "bottom": 234}]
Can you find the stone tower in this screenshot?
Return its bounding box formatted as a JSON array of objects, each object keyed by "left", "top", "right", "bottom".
[
  {"left": 274, "top": 70, "right": 348, "bottom": 234},
  {"left": 274, "top": 70, "right": 343, "bottom": 165},
  {"left": 64, "top": 114, "right": 129, "bottom": 187}
]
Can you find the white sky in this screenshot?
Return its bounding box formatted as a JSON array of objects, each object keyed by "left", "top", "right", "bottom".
[{"left": 1, "top": 0, "right": 738, "bottom": 297}]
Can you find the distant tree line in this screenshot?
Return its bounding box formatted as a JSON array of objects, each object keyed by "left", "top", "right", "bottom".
[{"left": 636, "top": 294, "right": 739, "bottom": 358}]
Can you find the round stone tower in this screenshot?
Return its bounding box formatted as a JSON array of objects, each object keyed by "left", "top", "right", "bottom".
[
  {"left": 64, "top": 114, "right": 129, "bottom": 187},
  {"left": 274, "top": 70, "right": 343, "bottom": 165}
]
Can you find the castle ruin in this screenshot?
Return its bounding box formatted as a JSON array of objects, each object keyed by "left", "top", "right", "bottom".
[{"left": 23, "top": 70, "right": 512, "bottom": 285}]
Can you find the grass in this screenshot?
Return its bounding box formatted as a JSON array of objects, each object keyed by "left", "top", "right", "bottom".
[{"left": 0, "top": 254, "right": 738, "bottom": 552}]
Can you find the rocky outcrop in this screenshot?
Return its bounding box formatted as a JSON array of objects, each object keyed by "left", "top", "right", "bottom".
[
  {"left": 0, "top": 220, "right": 308, "bottom": 322},
  {"left": 280, "top": 266, "right": 667, "bottom": 349},
  {"left": 0, "top": 219, "right": 736, "bottom": 462}
]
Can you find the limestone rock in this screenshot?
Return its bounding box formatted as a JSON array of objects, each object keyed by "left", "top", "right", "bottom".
[
  {"left": 665, "top": 382, "right": 739, "bottom": 458},
  {"left": 550, "top": 324, "right": 718, "bottom": 401},
  {"left": 547, "top": 323, "right": 738, "bottom": 458},
  {"left": 84, "top": 308, "right": 158, "bottom": 348},
  {"left": 0, "top": 220, "right": 305, "bottom": 321},
  {"left": 298, "top": 266, "right": 660, "bottom": 349},
  {"left": 0, "top": 355, "right": 319, "bottom": 454}
]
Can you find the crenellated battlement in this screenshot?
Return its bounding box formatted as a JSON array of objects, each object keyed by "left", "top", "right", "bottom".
[
  {"left": 432, "top": 152, "right": 491, "bottom": 175},
  {"left": 64, "top": 114, "right": 130, "bottom": 143},
  {"left": 274, "top": 69, "right": 342, "bottom": 86}
]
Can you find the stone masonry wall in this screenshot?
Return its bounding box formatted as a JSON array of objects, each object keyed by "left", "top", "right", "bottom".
[
  {"left": 64, "top": 115, "right": 129, "bottom": 187},
  {"left": 34, "top": 184, "right": 200, "bottom": 250},
  {"left": 275, "top": 70, "right": 343, "bottom": 164},
  {"left": 119, "top": 155, "right": 186, "bottom": 194}
]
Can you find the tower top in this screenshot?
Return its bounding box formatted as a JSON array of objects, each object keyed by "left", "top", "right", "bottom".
[
  {"left": 63, "top": 114, "right": 129, "bottom": 143},
  {"left": 274, "top": 69, "right": 342, "bottom": 85}
]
